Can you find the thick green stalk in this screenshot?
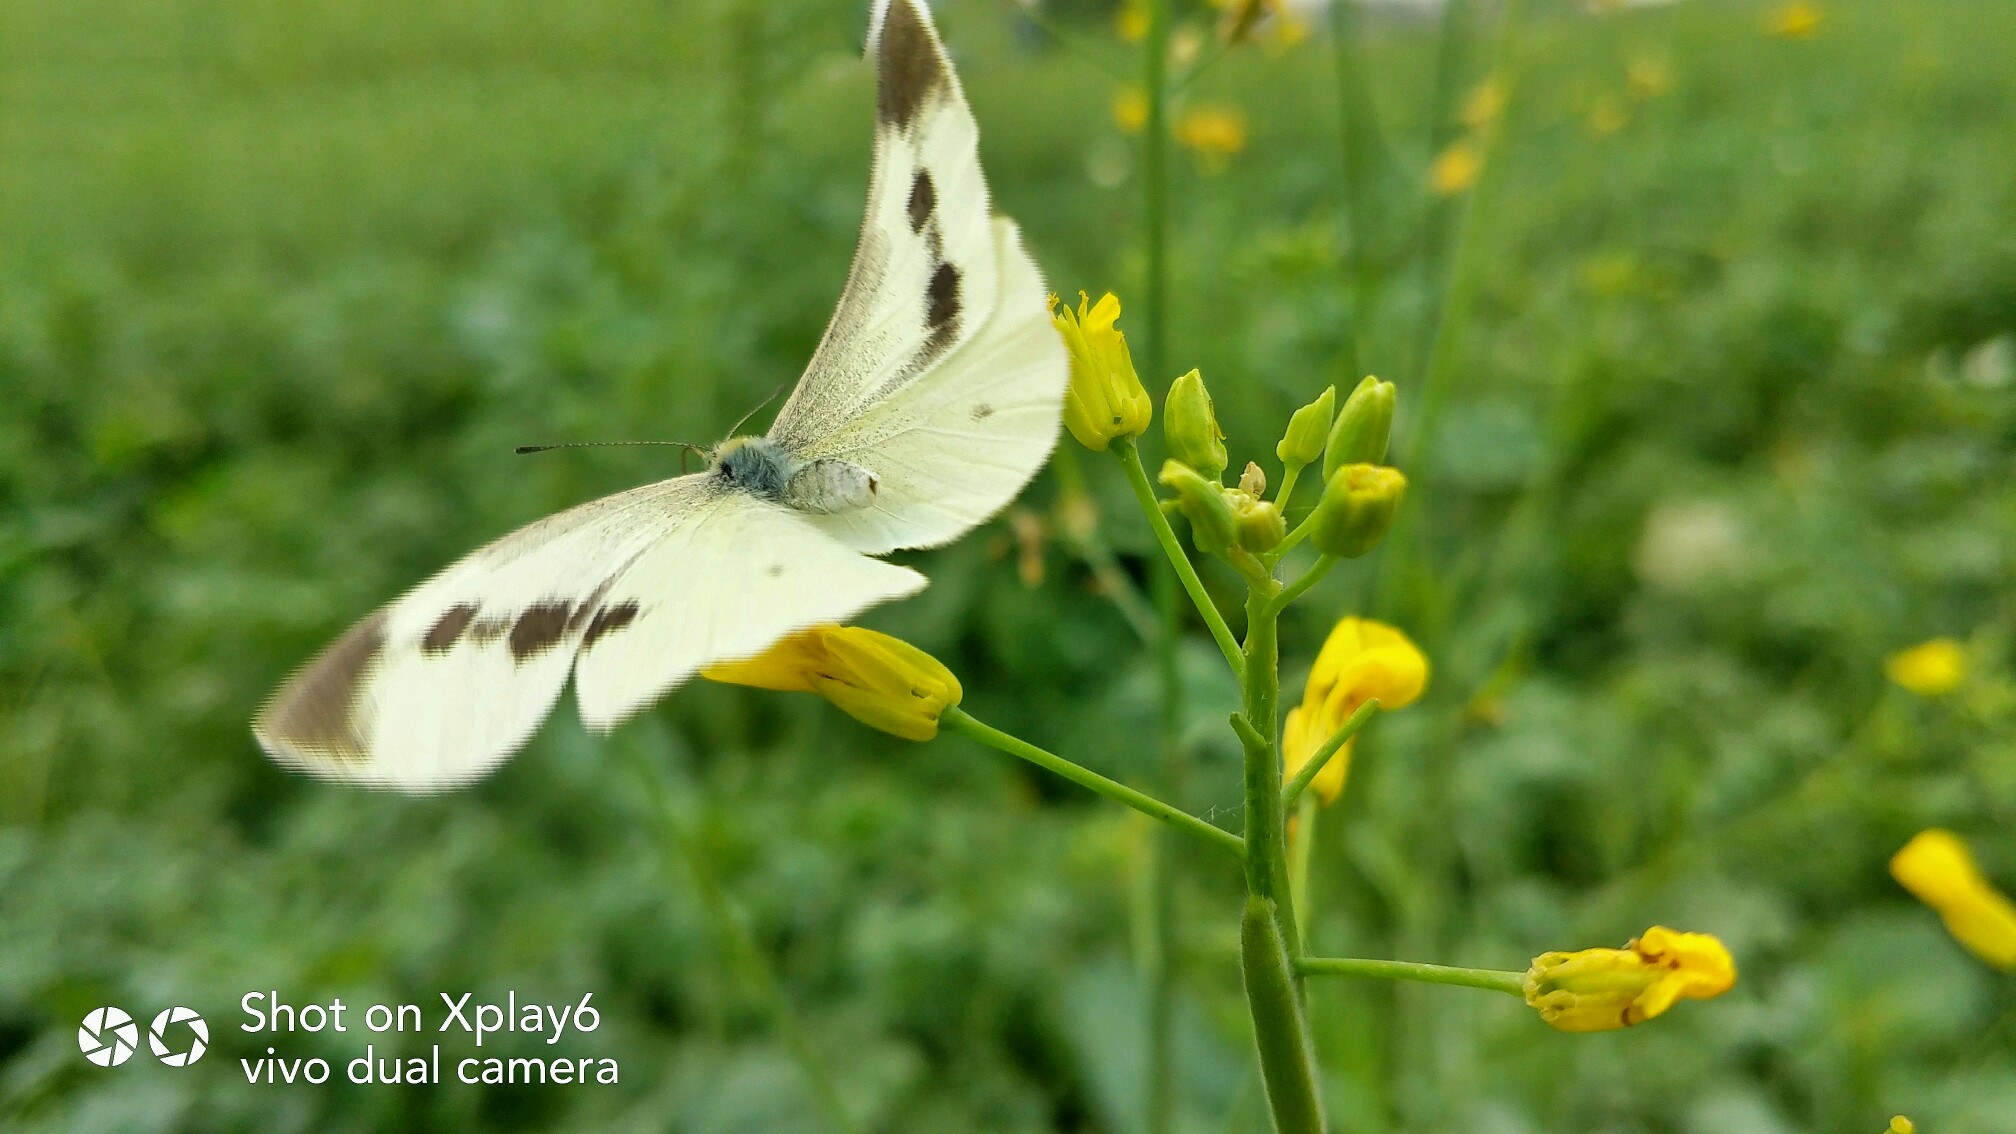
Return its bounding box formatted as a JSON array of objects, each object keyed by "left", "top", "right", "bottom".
[
  {"left": 1114, "top": 439, "right": 1246, "bottom": 677},
  {"left": 1298, "top": 956, "right": 1526, "bottom": 997},
  {"left": 943, "top": 708, "right": 1244, "bottom": 860},
  {"left": 1236, "top": 581, "right": 1325, "bottom": 1130}
]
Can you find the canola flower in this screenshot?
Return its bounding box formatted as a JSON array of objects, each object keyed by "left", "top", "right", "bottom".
[
  {"left": 1890, "top": 829, "right": 2016, "bottom": 969},
  {"left": 1887, "top": 1118, "right": 1915, "bottom": 1134},
  {"left": 1766, "top": 1, "right": 1823, "bottom": 38},
  {"left": 1282, "top": 618, "right": 1427, "bottom": 804},
  {"left": 1051, "top": 292, "right": 1152, "bottom": 451},
  {"left": 1175, "top": 106, "right": 1248, "bottom": 172},
  {"left": 1112, "top": 88, "right": 1148, "bottom": 134},
  {"left": 1885, "top": 637, "right": 1966, "bottom": 697},
  {"left": 704, "top": 625, "right": 961, "bottom": 741},
  {"left": 1523, "top": 927, "right": 1737, "bottom": 1032},
  {"left": 1428, "top": 139, "right": 1482, "bottom": 196},
  {"left": 1460, "top": 76, "right": 1505, "bottom": 132}
]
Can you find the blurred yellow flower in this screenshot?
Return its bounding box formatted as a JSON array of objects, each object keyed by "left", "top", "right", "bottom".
[
  {"left": 1461, "top": 77, "right": 1506, "bottom": 131},
  {"left": 1428, "top": 139, "right": 1482, "bottom": 195},
  {"left": 1885, "top": 637, "right": 1966, "bottom": 696},
  {"left": 1887, "top": 1118, "right": 1915, "bottom": 1134},
  {"left": 1890, "top": 829, "right": 2016, "bottom": 969},
  {"left": 1175, "top": 106, "right": 1247, "bottom": 171},
  {"left": 1627, "top": 55, "right": 1673, "bottom": 100},
  {"left": 1113, "top": 88, "right": 1148, "bottom": 134},
  {"left": 1051, "top": 291, "right": 1152, "bottom": 451},
  {"left": 1766, "top": 1, "right": 1822, "bottom": 38},
  {"left": 1523, "top": 926, "right": 1737, "bottom": 1033},
  {"left": 1116, "top": 0, "right": 1148, "bottom": 42},
  {"left": 1282, "top": 618, "right": 1427, "bottom": 804},
  {"left": 1586, "top": 94, "right": 1629, "bottom": 137},
  {"left": 705, "top": 625, "right": 962, "bottom": 741}
]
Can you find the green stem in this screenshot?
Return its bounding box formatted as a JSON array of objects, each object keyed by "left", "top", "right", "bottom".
[
  {"left": 1114, "top": 439, "right": 1246, "bottom": 677},
  {"left": 1268, "top": 554, "right": 1338, "bottom": 615},
  {"left": 1282, "top": 700, "right": 1379, "bottom": 809},
  {"left": 1297, "top": 956, "right": 1526, "bottom": 997},
  {"left": 1141, "top": 9, "right": 1178, "bottom": 1132},
  {"left": 1275, "top": 463, "right": 1304, "bottom": 513},
  {"left": 634, "top": 760, "right": 857, "bottom": 1134},
  {"left": 943, "top": 708, "right": 1244, "bottom": 860}
]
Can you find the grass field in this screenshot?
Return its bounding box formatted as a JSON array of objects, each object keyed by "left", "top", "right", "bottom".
[{"left": 4, "top": 0, "right": 2015, "bottom": 1130}]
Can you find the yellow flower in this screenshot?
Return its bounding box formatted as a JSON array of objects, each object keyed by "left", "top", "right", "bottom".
[
  {"left": 1523, "top": 927, "right": 1737, "bottom": 1033},
  {"left": 1113, "top": 88, "right": 1147, "bottom": 134},
  {"left": 1460, "top": 77, "right": 1505, "bottom": 132},
  {"left": 1282, "top": 618, "right": 1428, "bottom": 804},
  {"left": 1887, "top": 1118, "right": 1915, "bottom": 1134},
  {"left": 1116, "top": 0, "right": 1148, "bottom": 42},
  {"left": 1766, "top": 1, "right": 1822, "bottom": 38},
  {"left": 704, "top": 625, "right": 962, "bottom": 741},
  {"left": 1428, "top": 139, "right": 1482, "bottom": 196},
  {"left": 1890, "top": 829, "right": 2016, "bottom": 969},
  {"left": 1051, "top": 292, "right": 1151, "bottom": 452},
  {"left": 1627, "top": 55, "right": 1673, "bottom": 100},
  {"left": 1586, "top": 93, "right": 1629, "bottom": 137},
  {"left": 1175, "top": 106, "right": 1247, "bottom": 172},
  {"left": 1885, "top": 637, "right": 1966, "bottom": 697}
]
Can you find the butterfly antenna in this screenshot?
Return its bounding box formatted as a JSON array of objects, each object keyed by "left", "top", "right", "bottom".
[
  {"left": 515, "top": 440, "right": 706, "bottom": 458},
  {"left": 724, "top": 383, "right": 791, "bottom": 439}
]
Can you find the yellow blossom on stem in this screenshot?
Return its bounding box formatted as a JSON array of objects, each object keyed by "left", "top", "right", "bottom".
[
  {"left": 1885, "top": 637, "right": 1966, "bottom": 697},
  {"left": 1887, "top": 1118, "right": 1915, "bottom": 1134},
  {"left": 704, "top": 625, "right": 962, "bottom": 741},
  {"left": 1282, "top": 618, "right": 1427, "bottom": 804},
  {"left": 1890, "top": 829, "right": 2016, "bottom": 969},
  {"left": 1176, "top": 106, "right": 1247, "bottom": 172},
  {"left": 1766, "top": 1, "right": 1822, "bottom": 38},
  {"left": 1460, "top": 76, "right": 1505, "bottom": 132},
  {"left": 1051, "top": 292, "right": 1152, "bottom": 451},
  {"left": 1112, "top": 87, "right": 1147, "bottom": 134},
  {"left": 1523, "top": 927, "right": 1737, "bottom": 1032},
  {"left": 1428, "top": 139, "right": 1482, "bottom": 196}
]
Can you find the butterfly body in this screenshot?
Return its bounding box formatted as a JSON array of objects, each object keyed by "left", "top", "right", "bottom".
[
  {"left": 712, "top": 437, "right": 879, "bottom": 514},
  {"left": 254, "top": 0, "right": 1068, "bottom": 791}
]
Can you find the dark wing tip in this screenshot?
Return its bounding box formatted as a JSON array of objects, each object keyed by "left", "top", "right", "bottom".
[
  {"left": 873, "top": 0, "right": 949, "bottom": 129},
  {"left": 254, "top": 610, "right": 388, "bottom": 768}
]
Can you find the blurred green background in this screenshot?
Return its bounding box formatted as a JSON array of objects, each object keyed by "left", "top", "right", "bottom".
[{"left": 5, "top": 0, "right": 2015, "bottom": 1129}]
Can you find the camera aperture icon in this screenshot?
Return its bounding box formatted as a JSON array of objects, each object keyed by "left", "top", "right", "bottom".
[
  {"left": 148, "top": 1006, "right": 209, "bottom": 1067},
  {"left": 78, "top": 1007, "right": 140, "bottom": 1067}
]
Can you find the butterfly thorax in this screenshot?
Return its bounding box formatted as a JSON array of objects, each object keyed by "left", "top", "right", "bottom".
[{"left": 713, "top": 436, "right": 878, "bottom": 515}]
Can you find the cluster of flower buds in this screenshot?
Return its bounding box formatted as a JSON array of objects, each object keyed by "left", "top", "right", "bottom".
[{"left": 1153, "top": 369, "right": 1407, "bottom": 563}]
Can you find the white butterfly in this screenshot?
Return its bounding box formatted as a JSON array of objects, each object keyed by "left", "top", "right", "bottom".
[{"left": 255, "top": 0, "right": 1067, "bottom": 790}]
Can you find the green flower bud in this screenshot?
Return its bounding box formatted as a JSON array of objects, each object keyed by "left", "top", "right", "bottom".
[
  {"left": 1276, "top": 386, "right": 1335, "bottom": 468},
  {"left": 1164, "top": 369, "right": 1228, "bottom": 478},
  {"left": 1324, "top": 376, "right": 1396, "bottom": 479},
  {"left": 1233, "top": 494, "right": 1286, "bottom": 552},
  {"left": 1159, "top": 459, "right": 1238, "bottom": 556},
  {"left": 1310, "top": 463, "right": 1406, "bottom": 558}
]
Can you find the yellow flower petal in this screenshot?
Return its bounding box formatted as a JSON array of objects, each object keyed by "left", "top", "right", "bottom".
[
  {"left": 1766, "top": 1, "right": 1822, "bottom": 38},
  {"left": 1428, "top": 140, "right": 1482, "bottom": 196},
  {"left": 1885, "top": 637, "right": 1967, "bottom": 697},
  {"left": 1284, "top": 618, "right": 1428, "bottom": 807},
  {"left": 1523, "top": 927, "right": 1736, "bottom": 1032},
  {"left": 1052, "top": 291, "right": 1152, "bottom": 452},
  {"left": 1891, "top": 829, "right": 2016, "bottom": 969},
  {"left": 703, "top": 625, "right": 962, "bottom": 741}
]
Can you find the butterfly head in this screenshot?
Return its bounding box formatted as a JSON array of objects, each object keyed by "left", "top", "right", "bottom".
[{"left": 712, "top": 436, "right": 795, "bottom": 500}]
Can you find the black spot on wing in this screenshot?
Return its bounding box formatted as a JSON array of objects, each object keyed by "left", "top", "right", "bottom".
[
  {"left": 581, "top": 601, "right": 640, "bottom": 650},
  {"left": 927, "top": 262, "right": 960, "bottom": 332},
  {"left": 971, "top": 402, "right": 994, "bottom": 421},
  {"left": 509, "top": 602, "right": 573, "bottom": 660},
  {"left": 876, "top": 0, "right": 946, "bottom": 129},
  {"left": 258, "top": 610, "right": 388, "bottom": 761},
  {"left": 422, "top": 603, "right": 478, "bottom": 655},
  {"left": 907, "top": 169, "right": 935, "bottom": 233},
  {"left": 471, "top": 616, "right": 511, "bottom": 644}
]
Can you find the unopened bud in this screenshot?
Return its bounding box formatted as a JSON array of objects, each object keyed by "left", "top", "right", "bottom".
[
  {"left": 1052, "top": 292, "right": 1152, "bottom": 452},
  {"left": 1165, "top": 369, "right": 1228, "bottom": 478},
  {"left": 1310, "top": 463, "right": 1406, "bottom": 558},
  {"left": 1159, "top": 459, "right": 1238, "bottom": 556},
  {"left": 1276, "top": 386, "right": 1335, "bottom": 468},
  {"left": 1233, "top": 494, "right": 1286, "bottom": 552},
  {"left": 1324, "top": 376, "right": 1396, "bottom": 479},
  {"left": 1238, "top": 461, "right": 1267, "bottom": 497}
]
